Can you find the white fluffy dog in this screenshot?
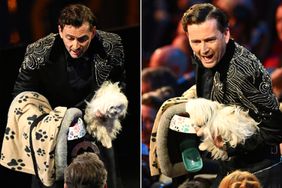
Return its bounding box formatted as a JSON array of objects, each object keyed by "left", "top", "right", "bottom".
[
  {"left": 185, "top": 98, "right": 259, "bottom": 160},
  {"left": 84, "top": 81, "right": 128, "bottom": 148}
]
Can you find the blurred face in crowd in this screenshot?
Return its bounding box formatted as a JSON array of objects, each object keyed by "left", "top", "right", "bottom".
[
  {"left": 276, "top": 5, "right": 282, "bottom": 41},
  {"left": 142, "top": 104, "right": 157, "bottom": 133},
  {"left": 59, "top": 22, "right": 96, "bottom": 58},
  {"left": 186, "top": 18, "right": 230, "bottom": 68},
  {"left": 142, "top": 104, "right": 157, "bottom": 145}
]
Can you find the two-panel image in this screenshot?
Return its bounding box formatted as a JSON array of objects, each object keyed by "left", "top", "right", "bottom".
[{"left": 1, "top": 0, "right": 282, "bottom": 188}]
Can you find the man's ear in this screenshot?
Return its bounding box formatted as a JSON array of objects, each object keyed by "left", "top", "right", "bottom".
[
  {"left": 224, "top": 27, "right": 230, "bottom": 44},
  {"left": 58, "top": 25, "right": 63, "bottom": 38},
  {"left": 91, "top": 26, "right": 97, "bottom": 39}
]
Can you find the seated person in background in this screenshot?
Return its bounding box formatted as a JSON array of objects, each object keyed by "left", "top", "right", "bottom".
[
  {"left": 142, "top": 66, "right": 178, "bottom": 94},
  {"left": 218, "top": 170, "right": 262, "bottom": 188},
  {"left": 64, "top": 152, "right": 107, "bottom": 188},
  {"left": 148, "top": 45, "right": 195, "bottom": 95},
  {"left": 263, "top": 2, "right": 282, "bottom": 101}
]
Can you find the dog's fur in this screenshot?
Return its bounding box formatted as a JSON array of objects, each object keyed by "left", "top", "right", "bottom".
[
  {"left": 185, "top": 98, "right": 259, "bottom": 160},
  {"left": 84, "top": 81, "right": 128, "bottom": 148}
]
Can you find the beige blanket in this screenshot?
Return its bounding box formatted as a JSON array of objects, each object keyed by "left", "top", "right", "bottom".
[
  {"left": 149, "top": 85, "right": 197, "bottom": 176},
  {"left": 0, "top": 91, "right": 67, "bottom": 187}
]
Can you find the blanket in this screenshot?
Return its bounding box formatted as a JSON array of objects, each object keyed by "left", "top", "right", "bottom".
[{"left": 0, "top": 91, "right": 67, "bottom": 187}]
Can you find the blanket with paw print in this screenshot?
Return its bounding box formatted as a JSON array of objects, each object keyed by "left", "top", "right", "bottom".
[{"left": 0, "top": 91, "right": 67, "bottom": 187}]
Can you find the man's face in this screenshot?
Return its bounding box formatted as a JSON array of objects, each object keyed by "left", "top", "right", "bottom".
[
  {"left": 186, "top": 19, "right": 230, "bottom": 68},
  {"left": 59, "top": 22, "right": 95, "bottom": 58}
]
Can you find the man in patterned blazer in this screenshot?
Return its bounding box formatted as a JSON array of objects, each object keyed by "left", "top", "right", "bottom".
[
  {"left": 149, "top": 3, "right": 282, "bottom": 188},
  {"left": 182, "top": 3, "right": 282, "bottom": 187},
  {"left": 12, "top": 3, "right": 125, "bottom": 188}
]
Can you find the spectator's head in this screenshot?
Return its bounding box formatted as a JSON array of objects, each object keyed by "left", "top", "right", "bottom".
[
  {"left": 142, "top": 66, "right": 178, "bottom": 94},
  {"left": 149, "top": 45, "right": 189, "bottom": 78},
  {"left": 276, "top": 3, "right": 282, "bottom": 41},
  {"left": 172, "top": 34, "right": 191, "bottom": 57},
  {"left": 178, "top": 177, "right": 212, "bottom": 188},
  {"left": 218, "top": 170, "right": 262, "bottom": 188},
  {"left": 64, "top": 152, "right": 107, "bottom": 188}
]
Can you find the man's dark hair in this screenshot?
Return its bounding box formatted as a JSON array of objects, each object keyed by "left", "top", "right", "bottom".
[
  {"left": 181, "top": 3, "right": 228, "bottom": 33},
  {"left": 58, "top": 4, "right": 97, "bottom": 30}
]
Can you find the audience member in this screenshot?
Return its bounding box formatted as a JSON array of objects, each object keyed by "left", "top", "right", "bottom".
[
  {"left": 64, "top": 152, "right": 107, "bottom": 188},
  {"left": 148, "top": 45, "right": 195, "bottom": 95},
  {"left": 142, "top": 86, "right": 176, "bottom": 147},
  {"left": 264, "top": 2, "right": 282, "bottom": 101},
  {"left": 142, "top": 67, "right": 178, "bottom": 94},
  {"left": 149, "top": 45, "right": 189, "bottom": 78},
  {"left": 178, "top": 177, "right": 212, "bottom": 188},
  {"left": 218, "top": 170, "right": 262, "bottom": 188}
]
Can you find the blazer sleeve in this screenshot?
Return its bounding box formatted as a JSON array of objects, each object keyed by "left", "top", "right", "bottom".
[
  {"left": 13, "top": 45, "right": 41, "bottom": 98},
  {"left": 228, "top": 64, "right": 282, "bottom": 155},
  {"left": 107, "top": 33, "right": 126, "bottom": 91}
]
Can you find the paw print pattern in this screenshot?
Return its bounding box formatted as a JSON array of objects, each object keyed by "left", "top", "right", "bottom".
[
  {"left": 14, "top": 107, "right": 23, "bottom": 116},
  {"left": 53, "top": 113, "right": 62, "bottom": 122},
  {"left": 49, "top": 135, "right": 55, "bottom": 141},
  {"left": 35, "top": 129, "right": 48, "bottom": 142},
  {"left": 32, "top": 92, "right": 39, "bottom": 98},
  {"left": 23, "top": 132, "right": 28, "bottom": 140},
  {"left": 7, "top": 158, "right": 26, "bottom": 171},
  {"left": 38, "top": 105, "right": 46, "bottom": 113},
  {"left": 4, "top": 127, "right": 16, "bottom": 140},
  {"left": 24, "top": 146, "right": 31, "bottom": 157},
  {"left": 152, "top": 161, "right": 158, "bottom": 169},
  {"left": 43, "top": 116, "right": 53, "bottom": 123},
  {"left": 1, "top": 153, "right": 5, "bottom": 160},
  {"left": 151, "top": 132, "right": 157, "bottom": 142},
  {"left": 36, "top": 148, "right": 46, "bottom": 157},
  {"left": 18, "top": 95, "right": 29, "bottom": 103},
  {"left": 43, "top": 161, "right": 49, "bottom": 171},
  {"left": 27, "top": 115, "right": 38, "bottom": 125},
  {"left": 49, "top": 149, "right": 55, "bottom": 159}
]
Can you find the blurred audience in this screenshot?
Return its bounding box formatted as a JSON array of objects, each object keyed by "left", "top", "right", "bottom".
[
  {"left": 142, "top": 86, "right": 176, "bottom": 147},
  {"left": 263, "top": 2, "right": 282, "bottom": 101},
  {"left": 142, "top": 86, "right": 176, "bottom": 188},
  {"left": 178, "top": 177, "right": 212, "bottom": 188},
  {"left": 148, "top": 45, "right": 195, "bottom": 95},
  {"left": 149, "top": 45, "right": 189, "bottom": 78},
  {"left": 142, "top": 66, "right": 178, "bottom": 94}
]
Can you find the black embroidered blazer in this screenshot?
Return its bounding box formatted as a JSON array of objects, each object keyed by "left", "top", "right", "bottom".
[
  {"left": 194, "top": 39, "right": 282, "bottom": 153},
  {"left": 13, "top": 30, "right": 125, "bottom": 109}
]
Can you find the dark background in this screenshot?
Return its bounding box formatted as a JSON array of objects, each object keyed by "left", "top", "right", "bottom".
[{"left": 0, "top": 1, "right": 140, "bottom": 188}]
